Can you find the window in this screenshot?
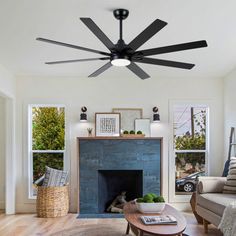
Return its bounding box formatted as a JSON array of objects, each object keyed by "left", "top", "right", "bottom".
[
  {"left": 172, "top": 104, "right": 208, "bottom": 197},
  {"left": 28, "top": 105, "right": 65, "bottom": 198}
]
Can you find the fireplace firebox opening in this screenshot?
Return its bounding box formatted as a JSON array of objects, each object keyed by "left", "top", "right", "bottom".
[{"left": 98, "top": 170, "right": 143, "bottom": 213}]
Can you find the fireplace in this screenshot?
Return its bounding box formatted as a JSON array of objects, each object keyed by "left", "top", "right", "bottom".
[
  {"left": 78, "top": 138, "right": 162, "bottom": 218},
  {"left": 98, "top": 170, "right": 143, "bottom": 213}
]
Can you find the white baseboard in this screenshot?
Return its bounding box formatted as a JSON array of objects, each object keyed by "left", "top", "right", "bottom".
[
  {"left": 16, "top": 203, "right": 36, "bottom": 213},
  {"left": 15, "top": 200, "right": 77, "bottom": 214}
]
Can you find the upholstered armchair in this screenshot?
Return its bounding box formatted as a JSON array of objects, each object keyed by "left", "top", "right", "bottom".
[{"left": 196, "top": 176, "right": 236, "bottom": 233}]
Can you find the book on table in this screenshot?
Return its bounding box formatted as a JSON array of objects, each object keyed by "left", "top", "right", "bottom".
[{"left": 140, "top": 215, "right": 177, "bottom": 225}]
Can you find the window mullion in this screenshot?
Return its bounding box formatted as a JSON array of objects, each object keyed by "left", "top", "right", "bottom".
[
  {"left": 175, "top": 150, "right": 206, "bottom": 153},
  {"left": 32, "top": 150, "right": 65, "bottom": 153}
]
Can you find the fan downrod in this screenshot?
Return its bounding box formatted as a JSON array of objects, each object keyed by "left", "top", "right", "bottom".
[{"left": 113, "top": 9, "right": 129, "bottom": 20}]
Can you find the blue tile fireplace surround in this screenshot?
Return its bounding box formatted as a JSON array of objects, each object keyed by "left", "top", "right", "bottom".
[{"left": 78, "top": 137, "right": 162, "bottom": 218}]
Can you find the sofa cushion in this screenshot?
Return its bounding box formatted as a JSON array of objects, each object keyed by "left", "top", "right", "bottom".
[
  {"left": 223, "top": 157, "right": 236, "bottom": 193},
  {"left": 197, "top": 193, "right": 236, "bottom": 216},
  {"left": 198, "top": 177, "right": 226, "bottom": 193}
]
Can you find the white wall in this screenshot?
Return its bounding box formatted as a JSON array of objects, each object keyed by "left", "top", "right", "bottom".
[
  {"left": 0, "top": 64, "right": 16, "bottom": 214},
  {"left": 224, "top": 68, "right": 236, "bottom": 158},
  {"left": 0, "top": 64, "right": 15, "bottom": 98},
  {"left": 15, "top": 75, "right": 224, "bottom": 213},
  {"left": 0, "top": 97, "right": 5, "bottom": 209}
]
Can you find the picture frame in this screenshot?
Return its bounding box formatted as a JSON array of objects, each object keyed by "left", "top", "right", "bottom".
[
  {"left": 95, "top": 113, "right": 121, "bottom": 137},
  {"left": 112, "top": 108, "right": 143, "bottom": 131},
  {"left": 135, "top": 118, "right": 151, "bottom": 137}
]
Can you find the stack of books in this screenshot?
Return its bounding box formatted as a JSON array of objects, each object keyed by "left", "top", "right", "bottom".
[{"left": 140, "top": 215, "right": 177, "bottom": 225}]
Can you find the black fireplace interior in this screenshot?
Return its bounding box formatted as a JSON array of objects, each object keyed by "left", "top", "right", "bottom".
[{"left": 98, "top": 170, "right": 143, "bottom": 213}]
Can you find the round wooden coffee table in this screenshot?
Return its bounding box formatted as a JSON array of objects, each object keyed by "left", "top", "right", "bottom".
[{"left": 123, "top": 201, "right": 187, "bottom": 236}]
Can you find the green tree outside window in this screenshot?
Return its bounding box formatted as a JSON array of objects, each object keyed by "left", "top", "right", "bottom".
[
  {"left": 32, "top": 107, "right": 65, "bottom": 150},
  {"left": 31, "top": 107, "right": 65, "bottom": 186}
]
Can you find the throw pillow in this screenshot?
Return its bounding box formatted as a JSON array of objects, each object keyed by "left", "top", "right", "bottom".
[
  {"left": 198, "top": 178, "right": 226, "bottom": 193},
  {"left": 34, "top": 174, "right": 45, "bottom": 186},
  {"left": 42, "top": 166, "right": 68, "bottom": 187},
  {"left": 223, "top": 157, "right": 236, "bottom": 193}
]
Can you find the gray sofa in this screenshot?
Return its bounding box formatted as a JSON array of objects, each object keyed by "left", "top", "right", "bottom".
[{"left": 196, "top": 176, "right": 236, "bottom": 233}]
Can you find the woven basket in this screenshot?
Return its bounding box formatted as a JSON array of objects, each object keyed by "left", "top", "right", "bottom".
[{"left": 36, "top": 185, "right": 69, "bottom": 218}]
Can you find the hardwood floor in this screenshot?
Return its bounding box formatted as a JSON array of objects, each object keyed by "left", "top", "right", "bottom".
[{"left": 0, "top": 212, "right": 222, "bottom": 236}]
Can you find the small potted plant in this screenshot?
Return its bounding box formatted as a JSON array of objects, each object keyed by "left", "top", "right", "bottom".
[
  {"left": 122, "top": 130, "right": 145, "bottom": 137},
  {"left": 87, "top": 128, "right": 93, "bottom": 137},
  {"left": 135, "top": 193, "right": 165, "bottom": 213}
]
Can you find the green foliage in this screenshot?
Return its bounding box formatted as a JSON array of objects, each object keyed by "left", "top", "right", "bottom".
[
  {"left": 136, "top": 198, "right": 144, "bottom": 203},
  {"left": 33, "top": 153, "right": 63, "bottom": 181},
  {"left": 137, "top": 193, "right": 165, "bottom": 203},
  {"left": 146, "top": 199, "right": 154, "bottom": 203},
  {"left": 137, "top": 130, "right": 142, "bottom": 134},
  {"left": 153, "top": 196, "right": 165, "bottom": 203},
  {"left": 149, "top": 193, "right": 157, "bottom": 198},
  {"left": 175, "top": 134, "right": 205, "bottom": 150},
  {"left": 143, "top": 194, "right": 153, "bottom": 202},
  {"left": 129, "top": 130, "right": 135, "bottom": 134},
  {"left": 123, "top": 130, "right": 129, "bottom": 134},
  {"left": 32, "top": 107, "right": 65, "bottom": 150}
]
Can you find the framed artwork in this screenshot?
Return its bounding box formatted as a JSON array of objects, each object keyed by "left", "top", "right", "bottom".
[
  {"left": 95, "top": 113, "right": 121, "bottom": 137},
  {"left": 135, "top": 118, "right": 151, "bottom": 137},
  {"left": 112, "top": 108, "right": 143, "bottom": 131}
]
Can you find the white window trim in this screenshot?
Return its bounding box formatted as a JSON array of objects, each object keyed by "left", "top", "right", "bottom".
[
  {"left": 168, "top": 100, "right": 210, "bottom": 203},
  {"left": 32, "top": 150, "right": 65, "bottom": 153},
  {"left": 28, "top": 104, "right": 67, "bottom": 199},
  {"left": 175, "top": 150, "right": 206, "bottom": 153}
]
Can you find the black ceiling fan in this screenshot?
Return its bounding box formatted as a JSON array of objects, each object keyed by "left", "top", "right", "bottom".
[{"left": 36, "top": 9, "right": 207, "bottom": 79}]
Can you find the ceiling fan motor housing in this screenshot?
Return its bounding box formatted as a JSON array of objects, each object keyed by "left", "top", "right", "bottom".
[{"left": 113, "top": 9, "right": 129, "bottom": 20}]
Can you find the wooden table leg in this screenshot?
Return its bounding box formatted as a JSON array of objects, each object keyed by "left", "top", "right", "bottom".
[
  {"left": 139, "top": 230, "right": 144, "bottom": 236},
  {"left": 126, "top": 223, "right": 130, "bottom": 235}
]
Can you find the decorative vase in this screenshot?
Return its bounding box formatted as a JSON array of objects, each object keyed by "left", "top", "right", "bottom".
[{"left": 87, "top": 128, "right": 93, "bottom": 137}]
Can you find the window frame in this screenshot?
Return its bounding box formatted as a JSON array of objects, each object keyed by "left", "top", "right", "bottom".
[
  {"left": 28, "top": 104, "right": 66, "bottom": 199},
  {"left": 169, "top": 101, "right": 209, "bottom": 203}
]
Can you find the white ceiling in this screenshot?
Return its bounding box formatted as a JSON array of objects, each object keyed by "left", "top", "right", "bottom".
[{"left": 0, "top": 0, "right": 236, "bottom": 79}]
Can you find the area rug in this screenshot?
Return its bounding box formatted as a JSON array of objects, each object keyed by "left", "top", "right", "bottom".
[
  {"left": 50, "top": 224, "right": 129, "bottom": 236},
  {"left": 50, "top": 224, "right": 190, "bottom": 236}
]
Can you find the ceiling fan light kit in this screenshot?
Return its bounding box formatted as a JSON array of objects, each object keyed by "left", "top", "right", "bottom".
[
  {"left": 111, "top": 58, "right": 130, "bottom": 67},
  {"left": 111, "top": 55, "right": 131, "bottom": 67},
  {"left": 37, "top": 8, "right": 208, "bottom": 79}
]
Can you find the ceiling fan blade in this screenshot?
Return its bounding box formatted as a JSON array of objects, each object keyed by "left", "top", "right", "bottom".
[
  {"left": 127, "top": 62, "right": 150, "bottom": 79},
  {"left": 133, "top": 57, "right": 194, "bottom": 69},
  {"left": 36, "top": 38, "right": 111, "bottom": 56},
  {"left": 135, "top": 40, "right": 208, "bottom": 57},
  {"left": 128, "top": 19, "right": 167, "bottom": 51},
  {"left": 45, "top": 57, "right": 110, "bottom": 65},
  {"left": 80, "top": 18, "right": 115, "bottom": 51},
  {"left": 88, "top": 62, "right": 112, "bottom": 77}
]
